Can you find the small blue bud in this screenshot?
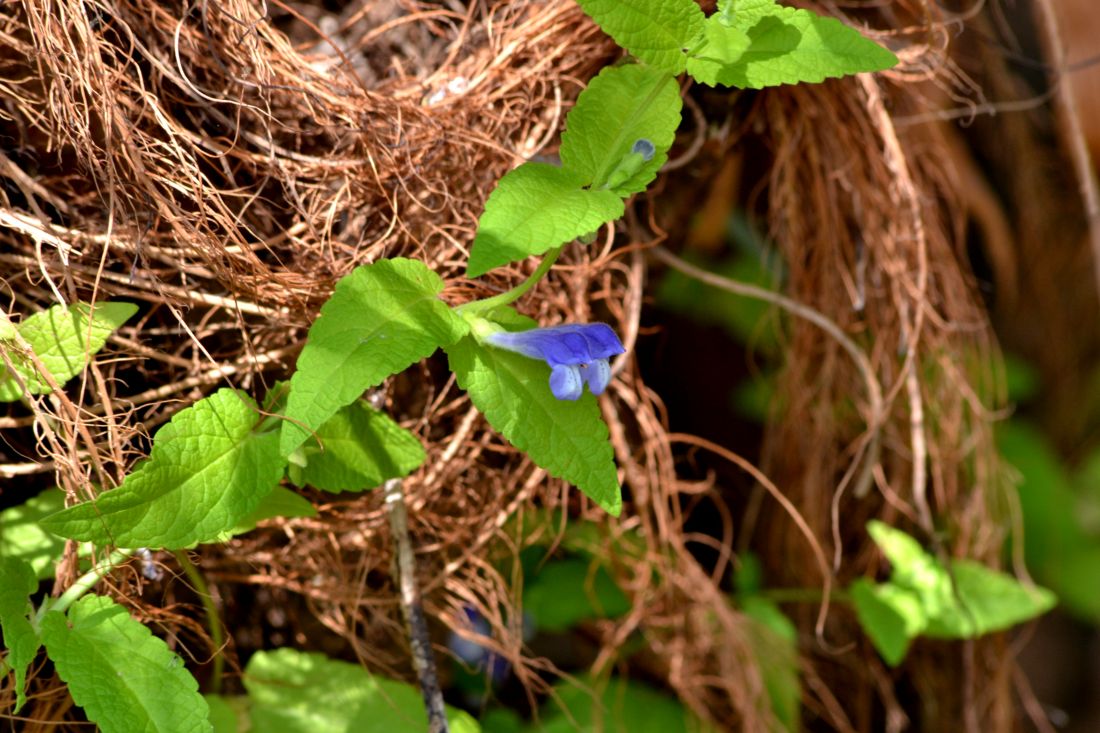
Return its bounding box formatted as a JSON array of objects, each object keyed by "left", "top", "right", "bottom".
[{"left": 632, "top": 138, "right": 656, "bottom": 162}]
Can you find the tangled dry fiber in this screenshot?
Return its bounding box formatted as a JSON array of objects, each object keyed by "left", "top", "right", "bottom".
[{"left": 0, "top": 0, "right": 1037, "bottom": 730}]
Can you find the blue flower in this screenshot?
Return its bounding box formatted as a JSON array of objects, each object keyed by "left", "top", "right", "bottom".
[
  {"left": 485, "top": 323, "right": 625, "bottom": 401},
  {"left": 447, "top": 607, "right": 518, "bottom": 684}
]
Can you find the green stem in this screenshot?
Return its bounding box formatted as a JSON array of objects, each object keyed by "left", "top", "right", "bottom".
[
  {"left": 35, "top": 548, "right": 131, "bottom": 626},
  {"left": 460, "top": 246, "right": 563, "bottom": 315},
  {"left": 174, "top": 550, "right": 226, "bottom": 694}
]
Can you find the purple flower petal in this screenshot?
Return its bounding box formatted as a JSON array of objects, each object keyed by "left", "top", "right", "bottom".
[
  {"left": 550, "top": 364, "right": 583, "bottom": 400},
  {"left": 581, "top": 358, "right": 612, "bottom": 396},
  {"left": 485, "top": 323, "right": 625, "bottom": 367},
  {"left": 485, "top": 322, "right": 625, "bottom": 401}
]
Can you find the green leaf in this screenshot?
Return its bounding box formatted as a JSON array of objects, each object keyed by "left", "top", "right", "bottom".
[
  {"left": 42, "top": 389, "right": 283, "bottom": 549},
  {"left": 998, "top": 422, "right": 1079, "bottom": 563},
  {"left": 281, "top": 259, "right": 468, "bottom": 456},
  {"left": 559, "top": 64, "right": 682, "bottom": 196},
  {"left": 523, "top": 557, "right": 630, "bottom": 632},
  {"left": 446, "top": 336, "right": 621, "bottom": 516},
  {"left": 655, "top": 250, "right": 782, "bottom": 353},
  {"left": 40, "top": 594, "right": 212, "bottom": 733},
  {"left": 575, "top": 0, "right": 705, "bottom": 74},
  {"left": 479, "top": 708, "right": 526, "bottom": 733},
  {"left": 219, "top": 486, "right": 318, "bottom": 540},
  {"left": 857, "top": 521, "right": 1057, "bottom": 665},
  {"left": 205, "top": 695, "right": 247, "bottom": 733},
  {"left": 0, "top": 301, "right": 137, "bottom": 401},
  {"left": 685, "top": 0, "right": 898, "bottom": 89},
  {"left": 741, "top": 597, "right": 800, "bottom": 731},
  {"left": 866, "top": 521, "right": 952, "bottom": 613},
  {"left": 0, "top": 487, "right": 69, "bottom": 579},
  {"left": 289, "top": 400, "right": 426, "bottom": 493},
  {"left": 244, "top": 648, "right": 479, "bottom": 732},
  {"left": 0, "top": 311, "right": 15, "bottom": 340},
  {"left": 850, "top": 577, "right": 923, "bottom": 666},
  {"left": 466, "top": 163, "right": 624, "bottom": 278},
  {"left": 684, "top": 19, "right": 751, "bottom": 85},
  {"left": 1056, "top": 545, "right": 1100, "bottom": 620},
  {"left": 0, "top": 557, "right": 41, "bottom": 712},
  {"left": 923, "top": 560, "right": 1056, "bottom": 638},
  {"left": 741, "top": 595, "right": 796, "bottom": 644},
  {"left": 536, "top": 676, "right": 714, "bottom": 733}
]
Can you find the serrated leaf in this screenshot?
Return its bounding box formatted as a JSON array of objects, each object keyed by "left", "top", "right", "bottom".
[
  {"left": 923, "top": 561, "right": 1056, "bottom": 638},
  {"left": 0, "top": 301, "right": 137, "bottom": 401},
  {"left": 850, "top": 577, "right": 923, "bottom": 666},
  {"left": 0, "top": 487, "right": 69, "bottom": 579},
  {"left": 40, "top": 594, "right": 212, "bottom": 733},
  {"left": 466, "top": 163, "right": 624, "bottom": 277},
  {"left": 686, "top": 0, "right": 898, "bottom": 89},
  {"left": 244, "top": 648, "right": 479, "bottom": 732},
  {"left": 281, "top": 259, "right": 467, "bottom": 456},
  {"left": 559, "top": 64, "right": 681, "bottom": 196},
  {"left": 289, "top": 400, "right": 426, "bottom": 493},
  {"left": 0, "top": 557, "right": 41, "bottom": 712},
  {"left": 575, "top": 0, "right": 705, "bottom": 74},
  {"left": 446, "top": 336, "right": 621, "bottom": 516},
  {"left": 42, "top": 389, "right": 283, "bottom": 549},
  {"left": 523, "top": 557, "right": 630, "bottom": 632}
]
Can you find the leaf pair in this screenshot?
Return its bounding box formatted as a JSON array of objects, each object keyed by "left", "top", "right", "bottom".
[
  {"left": 851, "top": 521, "right": 1056, "bottom": 666},
  {"left": 466, "top": 63, "right": 683, "bottom": 277},
  {"left": 576, "top": 0, "right": 898, "bottom": 88},
  {"left": 277, "top": 256, "right": 621, "bottom": 511},
  {"left": 280, "top": 257, "right": 622, "bottom": 514}
]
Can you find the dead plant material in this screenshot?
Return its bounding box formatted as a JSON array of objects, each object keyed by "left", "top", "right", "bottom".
[{"left": 0, "top": 0, "right": 1050, "bottom": 730}]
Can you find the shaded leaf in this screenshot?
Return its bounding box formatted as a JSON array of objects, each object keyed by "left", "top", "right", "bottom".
[
  {"left": 686, "top": 0, "right": 897, "bottom": 88},
  {"left": 217, "top": 486, "right": 318, "bottom": 541},
  {"left": 0, "top": 487, "right": 69, "bottom": 579},
  {"left": 536, "top": 676, "right": 714, "bottom": 732},
  {"left": 289, "top": 400, "right": 425, "bottom": 493},
  {"left": 244, "top": 648, "right": 479, "bottom": 732},
  {"left": 850, "top": 577, "right": 923, "bottom": 667},
  {"left": 523, "top": 557, "right": 630, "bottom": 632},
  {"left": 0, "top": 557, "right": 40, "bottom": 712},
  {"left": 742, "top": 597, "right": 800, "bottom": 731},
  {"left": 204, "top": 695, "right": 247, "bottom": 733}
]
